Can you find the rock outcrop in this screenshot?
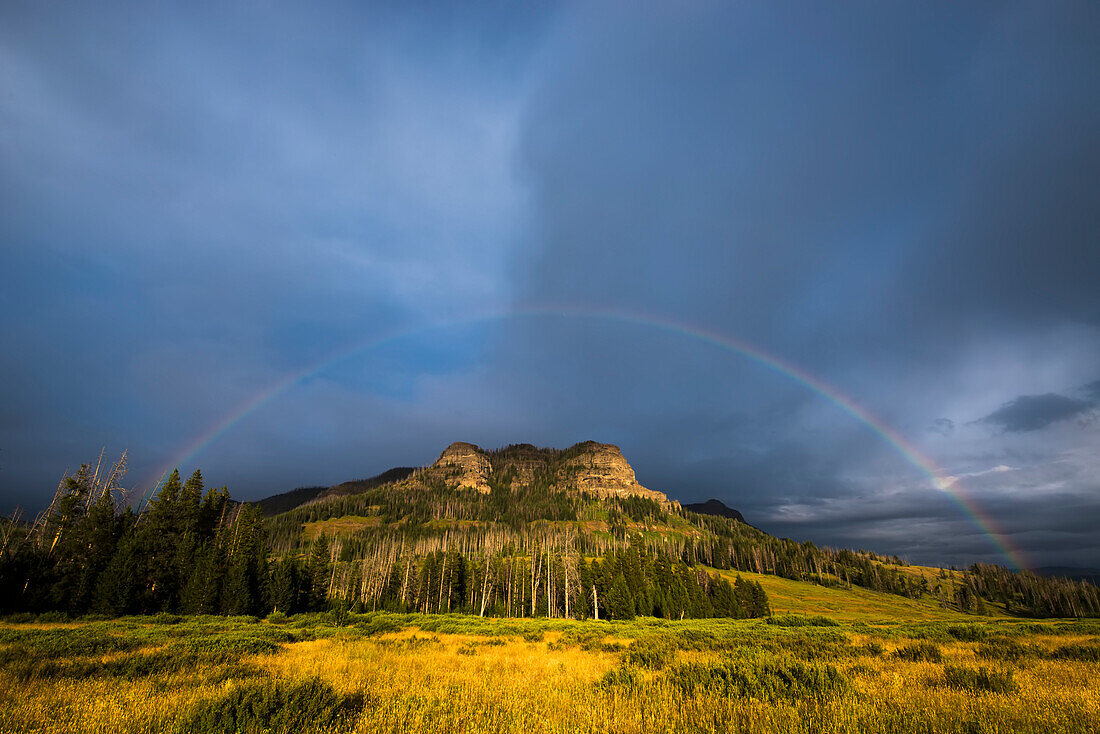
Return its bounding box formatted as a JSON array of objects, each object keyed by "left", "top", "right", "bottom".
[
  {"left": 426, "top": 440, "right": 675, "bottom": 506},
  {"left": 432, "top": 442, "right": 492, "bottom": 494},
  {"left": 562, "top": 441, "right": 671, "bottom": 504}
]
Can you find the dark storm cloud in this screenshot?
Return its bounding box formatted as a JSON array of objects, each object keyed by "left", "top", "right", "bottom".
[
  {"left": 0, "top": 1, "right": 542, "bottom": 508},
  {"left": 518, "top": 1, "right": 1100, "bottom": 353},
  {"left": 2, "top": 1, "right": 1099, "bottom": 569},
  {"left": 509, "top": 0, "right": 1100, "bottom": 566},
  {"left": 981, "top": 393, "right": 1095, "bottom": 432},
  {"left": 1081, "top": 380, "right": 1100, "bottom": 401}
]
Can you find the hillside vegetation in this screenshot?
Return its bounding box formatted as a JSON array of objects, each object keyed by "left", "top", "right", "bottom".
[
  {"left": 1, "top": 445, "right": 1097, "bottom": 623},
  {"left": 0, "top": 613, "right": 1097, "bottom": 733},
  {"left": 2, "top": 446, "right": 1099, "bottom": 733}
]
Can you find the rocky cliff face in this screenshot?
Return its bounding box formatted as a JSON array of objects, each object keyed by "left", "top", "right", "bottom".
[
  {"left": 426, "top": 440, "right": 675, "bottom": 506},
  {"left": 561, "top": 441, "right": 671, "bottom": 504},
  {"left": 432, "top": 441, "right": 492, "bottom": 494}
]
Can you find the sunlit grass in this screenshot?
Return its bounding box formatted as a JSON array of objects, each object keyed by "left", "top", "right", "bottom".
[{"left": 0, "top": 614, "right": 1097, "bottom": 733}]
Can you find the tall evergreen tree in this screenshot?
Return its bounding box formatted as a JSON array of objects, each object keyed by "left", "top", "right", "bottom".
[
  {"left": 606, "top": 573, "right": 635, "bottom": 620},
  {"left": 305, "top": 533, "right": 332, "bottom": 611},
  {"left": 222, "top": 505, "right": 268, "bottom": 616},
  {"left": 141, "top": 469, "right": 185, "bottom": 611}
]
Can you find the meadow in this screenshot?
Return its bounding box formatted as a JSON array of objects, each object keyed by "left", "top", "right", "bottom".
[{"left": 0, "top": 609, "right": 1096, "bottom": 734}]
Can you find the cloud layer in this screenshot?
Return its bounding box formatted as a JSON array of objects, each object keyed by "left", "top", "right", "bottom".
[{"left": 2, "top": 1, "right": 1098, "bottom": 568}]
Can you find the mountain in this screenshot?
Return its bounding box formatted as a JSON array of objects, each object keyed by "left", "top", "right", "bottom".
[
  {"left": 254, "top": 485, "right": 329, "bottom": 516},
  {"left": 317, "top": 466, "right": 417, "bottom": 501},
  {"left": 253, "top": 467, "right": 415, "bottom": 517},
  {"left": 683, "top": 498, "right": 745, "bottom": 523},
  {"left": 255, "top": 439, "right": 1100, "bottom": 620}
]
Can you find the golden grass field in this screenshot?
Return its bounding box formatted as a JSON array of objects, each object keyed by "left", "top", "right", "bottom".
[
  {"left": 0, "top": 570, "right": 1096, "bottom": 734},
  {"left": 0, "top": 609, "right": 1097, "bottom": 734}
]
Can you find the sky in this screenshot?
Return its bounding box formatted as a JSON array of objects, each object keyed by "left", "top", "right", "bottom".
[{"left": 2, "top": 1, "right": 1098, "bottom": 570}]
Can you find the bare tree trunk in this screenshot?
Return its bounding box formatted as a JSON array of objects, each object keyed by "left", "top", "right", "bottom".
[
  {"left": 479, "top": 558, "right": 490, "bottom": 617},
  {"left": 401, "top": 555, "right": 412, "bottom": 609},
  {"left": 437, "top": 555, "right": 448, "bottom": 614},
  {"left": 564, "top": 557, "right": 570, "bottom": 620},
  {"left": 546, "top": 552, "right": 551, "bottom": 618},
  {"left": 531, "top": 547, "right": 542, "bottom": 617}
]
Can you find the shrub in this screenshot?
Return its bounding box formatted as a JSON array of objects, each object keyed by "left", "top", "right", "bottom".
[
  {"left": 0, "top": 628, "right": 140, "bottom": 659},
  {"left": 1049, "top": 642, "right": 1100, "bottom": 662},
  {"left": 942, "top": 664, "right": 1018, "bottom": 693},
  {"left": 766, "top": 615, "right": 840, "bottom": 628},
  {"left": 893, "top": 641, "right": 943, "bottom": 663},
  {"left": 2, "top": 613, "right": 35, "bottom": 624},
  {"left": 35, "top": 611, "right": 68, "bottom": 623},
  {"left": 356, "top": 617, "right": 403, "bottom": 637},
  {"left": 166, "top": 635, "right": 282, "bottom": 658},
  {"left": 266, "top": 610, "right": 288, "bottom": 624},
  {"left": 946, "top": 624, "right": 989, "bottom": 642},
  {"left": 976, "top": 638, "right": 1039, "bottom": 662},
  {"left": 777, "top": 636, "right": 856, "bottom": 661},
  {"left": 860, "top": 641, "right": 884, "bottom": 657},
  {"left": 623, "top": 639, "right": 674, "bottom": 670},
  {"left": 664, "top": 657, "right": 847, "bottom": 700},
  {"left": 596, "top": 666, "right": 639, "bottom": 690},
  {"left": 179, "top": 678, "right": 363, "bottom": 734}
]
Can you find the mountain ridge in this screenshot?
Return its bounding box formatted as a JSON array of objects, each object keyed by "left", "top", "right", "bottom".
[
  {"left": 683, "top": 498, "right": 746, "bottom": 523},
  {"left": 254, "top": 440, "right": 685, "bottom": 515}
]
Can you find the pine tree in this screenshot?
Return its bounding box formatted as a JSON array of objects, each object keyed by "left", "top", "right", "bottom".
[
  {"left": 141, "top": 469, "right": 184, "bottom": 611},
  {"left": 270, "top": 554, "right": 302, "bottom": 614},
  {"left": 93, "top": 523, "right": 140, "bottom": 615},
  {"left": 222, "top": 505, "right": 268, "bottom": 616},
  {"left": 305, "top": 533, "right": 332, "bottom": 611},
  {"left": 606, "top": 573, "right": 635, "bottom": 620},
  {"left": 181, "top": 542, "right": 225, "bottom": 614}
]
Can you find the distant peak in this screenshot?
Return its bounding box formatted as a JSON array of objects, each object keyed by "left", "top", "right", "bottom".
[{"left": 684, "top": 499, "right": 745, "bottom": 522}]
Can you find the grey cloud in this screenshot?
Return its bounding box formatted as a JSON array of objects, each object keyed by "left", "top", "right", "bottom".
[
  {"left": 1081, "top": 380, "right": 1100, "bottom": 401},
  {"left": 3, "top": 2, "right": 1100, "bottom": 572},
  {"left": 929, "top": 418, "right": 956, "bottom": 437},
  {"left": 981, "top": 393, "right": 1094, "bottom": 432}
]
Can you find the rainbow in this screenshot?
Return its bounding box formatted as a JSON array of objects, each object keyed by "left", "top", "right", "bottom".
[{"left": 143, "top": 304, "right": 1027, "bottom": 570}]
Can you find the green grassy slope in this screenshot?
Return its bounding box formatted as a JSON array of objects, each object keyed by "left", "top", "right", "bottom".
[{"left": 714, "top": 568, "right": 994, "bottom": 623}]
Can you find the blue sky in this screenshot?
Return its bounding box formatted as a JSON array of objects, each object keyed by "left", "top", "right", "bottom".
[{"left": 2, "top": 1, "right": 1099, "bottom": 568}]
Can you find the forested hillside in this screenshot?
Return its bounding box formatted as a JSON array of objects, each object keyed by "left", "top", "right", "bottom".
[
  {"left": 0, "top": 455, "right": 765, "bottom": 620},
  {"left": 2, "top": 447, "right": 1098, "bottom": 621}
]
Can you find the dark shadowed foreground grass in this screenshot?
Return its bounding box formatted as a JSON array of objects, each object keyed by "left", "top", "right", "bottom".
[{"left": 0, "top": 612, "right": 1097, "bottom": 733}]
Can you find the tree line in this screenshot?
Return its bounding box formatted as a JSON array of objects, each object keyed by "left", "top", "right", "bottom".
[
  {"left": 311, "top": 535, "right": 770, "bottom": 620},
  {"left": 0, "top": 459, "right": 767, "bottom": 621},
  {"left": 4, "top": 456, "right": 1095, "bottom": 620},
  {"left": 265, "top": 479, "right": 952, "bottom": 606},
  {"left": 0, "top": 459, "right": 268, "bottom": 617},
  {"left": 965, "top": 563, "right": 1100, "bottom": 618}
]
